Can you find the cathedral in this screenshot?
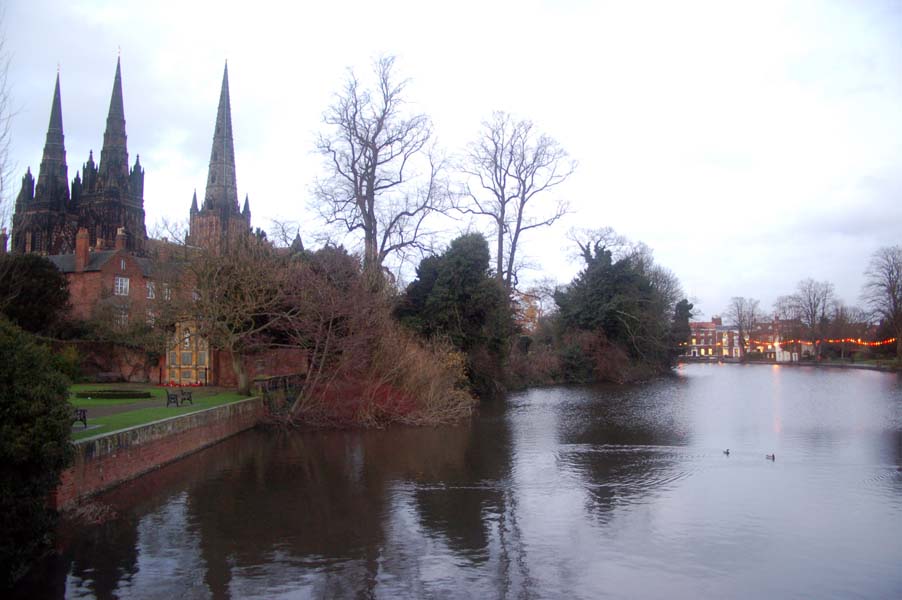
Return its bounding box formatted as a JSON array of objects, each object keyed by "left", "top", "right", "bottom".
[
  {"left": 6, "top": 58, "right": 251, "bottom": 259},
  {"left": 10, "top": 59, "right": 147, "bottom": 256}
]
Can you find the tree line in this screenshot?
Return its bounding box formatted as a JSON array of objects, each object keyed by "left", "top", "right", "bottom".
[{"left": 724, "top": 246, "right": 902, "bottom": 360}]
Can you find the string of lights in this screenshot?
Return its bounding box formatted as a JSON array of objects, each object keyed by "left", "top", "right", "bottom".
[{"left": 680, "top": 337, "right": 900, "bottom": 348}]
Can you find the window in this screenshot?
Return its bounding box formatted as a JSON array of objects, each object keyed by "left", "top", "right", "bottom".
[
  {"left": 183, "top": 329, "right": 191, "bottom": 350},
  {"left": 169, "top": 351, "right": 177, "bottom": 365},
  {"left": 115, "top": 306, "right": 129, "bottom": 327},
  {"left": 197, "top": 351, "right": 207, "bottom": 366},
  {"left": 163, "top": 284, "right": 172, "bottom": 301},
  {"left": 120, "top": 259, "right": 126, "bottom": 271},
  {"left": 181, "top": 351, "right": 193, "bottom": 365},
  {"left": 114, "top": 276, "right": 130, "bottom": 296},
  {"left": 146, "top": 309, "right": 156, "bottom": 326},
  {"left": 146, "top": 281, "right": 156, "bottom": 299}
]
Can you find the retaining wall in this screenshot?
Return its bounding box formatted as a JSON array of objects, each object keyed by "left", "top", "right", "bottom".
[{"left": 54, "top": 397, "right": 265, "bottom": 509}]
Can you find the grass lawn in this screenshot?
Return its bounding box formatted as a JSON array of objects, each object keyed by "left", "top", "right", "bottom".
[{"left": 70, "top": 385, "right": 249, "bottom": 440}]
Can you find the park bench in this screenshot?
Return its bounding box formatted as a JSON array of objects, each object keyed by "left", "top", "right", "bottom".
[
  {"left": 180, "top": 390, "right": 193, "bottom": 405},
  {"left": 72, "top": 408, "right": 87, "bottom": 429},
  {"left": 166, "top": 390, "right": 180, "bottom": 407}
]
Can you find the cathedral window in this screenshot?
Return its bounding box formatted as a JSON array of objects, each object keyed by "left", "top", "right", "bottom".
[
  {"left": 146, "top": 281, "right": 156, "bottom": 299},
  {"left": 114, "top": 276, "right": 130, "bottom": 296}
]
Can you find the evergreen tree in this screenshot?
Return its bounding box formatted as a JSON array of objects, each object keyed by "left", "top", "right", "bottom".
[
  {"left": 0, "top": 254, "right": 70, "bottom": 335},
  {"left": 671, "top": 299, "right": 694, "bottom": 359},
  {"left": 396, "top": 234, "right": 512, "bottom": 396},
  {"left": 0, "top": 319, "right": 73, "bottom": 586}
]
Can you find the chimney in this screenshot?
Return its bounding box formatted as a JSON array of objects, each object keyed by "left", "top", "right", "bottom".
[
  {"left": 115, "top": 227, "right": 127, "bottom": 251},
  {"left": 0, "top": 228, "right": 7, "bottom": 255},
  {"left": 75, "top": 228, "right": 90, "bottom": 271}
]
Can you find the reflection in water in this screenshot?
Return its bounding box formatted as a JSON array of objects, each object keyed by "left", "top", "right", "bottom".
[{"left": 13, "top": 364, "right": 902, "bottom": 598}]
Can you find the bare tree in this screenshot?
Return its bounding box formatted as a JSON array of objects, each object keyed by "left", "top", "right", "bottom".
[
  {"left": 863, "top": 245, "right": 902, "bottom": 359},
  {"left": 188, "top": 239, "right": 288, "bottom": 394},
  {"left": 461, "top": 111, "right": 576, "bottom": 291},
  {"left": 148, "top": 218, "right": 188, "bottom": 245},
  {"left": 829, "top": 301, "right": 870, "bottom": 360},
  {"left": 724, "top": 296, "right": 762, "bottom": 359},
  {"left": 773, "top": 294, "right": 799, "bottom": 320},
  {"left": 314, "top": 55, "right": 447, "bottom": 281},
  {"left": 0, "top": 12, "right": 12, "bottom": 233},
  {"left": 787, "top": 278, "right": 834, "bottom": 357}
]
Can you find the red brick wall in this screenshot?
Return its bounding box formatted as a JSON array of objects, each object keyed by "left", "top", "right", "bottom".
[
  {"left": 53, "top": 397, "right": 264, "bottom": 509},
  {"left": 211, "top": 347, "right": 308, "bottom": 387}
]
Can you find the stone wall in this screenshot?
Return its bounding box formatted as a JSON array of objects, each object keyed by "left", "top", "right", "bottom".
[{"left": 53, "top": 397, "right": 264, "bottom": 509}]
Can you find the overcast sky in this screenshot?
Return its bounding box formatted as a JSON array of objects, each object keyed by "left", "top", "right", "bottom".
[{"left": 5, "top": 0, "right": 902, "bottom": 318}]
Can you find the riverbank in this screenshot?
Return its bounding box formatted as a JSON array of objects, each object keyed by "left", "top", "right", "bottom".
[
  {"left": 679, "top": 357, "right": 902, "bottom": 373},
  {"left": 55, "top": 396, "right": 265, "bottom": 509}
]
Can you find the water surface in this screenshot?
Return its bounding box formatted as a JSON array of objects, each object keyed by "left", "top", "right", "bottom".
[{"left": 16, "top": 363, "right": 902, "bottom": 598}]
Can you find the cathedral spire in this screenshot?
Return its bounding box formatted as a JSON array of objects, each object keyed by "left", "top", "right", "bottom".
[
  {"left": 34, "top": 72, "right": 69, "bottom": 205},
  {"left": 203, "top": 62, "right": 239, "bottom": 213},
  {"left": 99, "top": 57, "right": 129, "bottom": 181}
]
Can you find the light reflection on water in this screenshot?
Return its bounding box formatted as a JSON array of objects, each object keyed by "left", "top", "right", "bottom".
[{"left": 13, "top": 363, "right": 902, "bottom": 599}]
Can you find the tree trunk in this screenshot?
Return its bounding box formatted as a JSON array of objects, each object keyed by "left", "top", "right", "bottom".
[
  {"left": 232, "top": 352, "right": 250, "bottom": 396},
  {"left": 496, "top": 217, "right": 504, "bottom": 283}
]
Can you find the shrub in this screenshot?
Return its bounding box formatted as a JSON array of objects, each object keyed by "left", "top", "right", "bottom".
[
  {"left": 0, "top": 254, "right": 70, "bottom": 334},
  {"left": 0, "top": 319, "right": 73, "bottom": 587},
  {"left": 73, "top": 390, "right": 151, "bottom": 400}
]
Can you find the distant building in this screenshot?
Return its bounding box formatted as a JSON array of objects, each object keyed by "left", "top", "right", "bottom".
[{"left": 687, "top": 317, "right": 721, "bottom": 358}]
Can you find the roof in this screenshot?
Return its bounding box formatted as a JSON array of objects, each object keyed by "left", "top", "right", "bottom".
[{"left": 48, "top": 250, "right": 154, "bottom": 277}]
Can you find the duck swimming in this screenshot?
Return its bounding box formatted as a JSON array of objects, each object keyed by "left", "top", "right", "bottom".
[
  {"left": 765, "top": 454, "right": 775, "bottom": 461},
  {"left": 723, "top": 449, "right": 730, "bottom": 455}
]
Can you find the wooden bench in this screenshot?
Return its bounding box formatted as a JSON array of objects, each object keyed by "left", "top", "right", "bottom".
[
  {"left": 166, "top": 391, "right": 180, "bottom": 407},
  {"left": 72, "top": 408, "right": 87, "bottom": 429}
]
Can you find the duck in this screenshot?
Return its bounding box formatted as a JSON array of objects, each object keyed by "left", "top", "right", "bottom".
[
  {"left": 765, "top": 454, "right": 775, "bottom": 461},
  {"left": 723, "top": 449, "right": 730, "bottom": 455}
]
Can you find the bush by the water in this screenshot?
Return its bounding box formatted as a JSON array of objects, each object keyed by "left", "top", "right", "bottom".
[
  {"left": 0, "top": 319, "right": 73, "bottom": 587},
  {"left": 274, "top": 245, "right": 478, "bottom": 428}
]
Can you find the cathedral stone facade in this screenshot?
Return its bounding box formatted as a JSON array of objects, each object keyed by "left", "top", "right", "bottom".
[{"left": 12, "top": 59, "right": 146, "bottom": 256}]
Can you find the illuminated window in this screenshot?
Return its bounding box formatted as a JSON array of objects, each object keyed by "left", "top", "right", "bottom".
[
  {"left": 114, "top": 276, "right": 130, "bottom": 296},
  {"left": 692, "top": 338, "right": 697, "bottom": 345}
]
